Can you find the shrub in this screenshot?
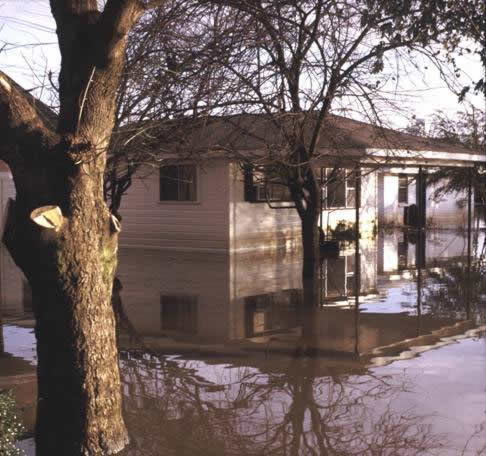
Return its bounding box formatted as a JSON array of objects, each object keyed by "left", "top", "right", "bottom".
[{"left": 0, "top": 390, "right": 24, "bottom": 456}]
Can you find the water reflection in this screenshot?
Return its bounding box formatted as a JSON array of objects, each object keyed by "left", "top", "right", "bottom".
[
  {"left": 107, "top": 230, "right": 484, "bottom": 365},
  {"left": 2, "top": 229, "right": 486, "bottom": 454},
  {"left": 119, "top": 351, "right": 443, "bottom": 456}
]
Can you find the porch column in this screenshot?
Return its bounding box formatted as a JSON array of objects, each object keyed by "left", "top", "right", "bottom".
[
  {"left": 416, "top": 166, "right": 426, "bottom": 269},
  {"left": 354, "top": 166, "right": 361, "bottom": 356},
  {"left": 466, "top": 167, "right": 472, "bottom": 319},
  {"left": 417, "top": 165, "right": 426, "bottom": 229},
  {"left": 319, "top": 167, "right": 323, "bottom": 232}
]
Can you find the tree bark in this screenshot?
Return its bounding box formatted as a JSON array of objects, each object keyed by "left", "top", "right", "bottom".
[
  {"left": 301, "top": 212, "right": 320, "bottom": 281},
  {"left": 289, "top": 156, "right": 321, "bottom": 290},
  {"left": 0, "top": 1, "right": 152, "bottom": 454}
]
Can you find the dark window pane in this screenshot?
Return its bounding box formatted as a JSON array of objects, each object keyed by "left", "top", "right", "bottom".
[
  {"left": 398, "top": 240, "right": 408, "bottom": 270},
  {"left": 244, "top": 166, "right": 256, "bottom": 201},
  {"left": 180, "top": 165, "right": 197, "bottom": 201},
  {"left": 327, "top": 169, "right": 346, "bottom": 208},
  {"left": 160, "top": 295, "right": 198, "bottom": 334},
  {"left": 248, "top": 167, "right": 291, "bottom": 202},
  {"left": 346, "top": 188, "right": 356, "bottom": 208},
  {"left": 160, "top": 165, "right": 197, "bottom": 201},
  {"left": 398, "top": 174, "right": 408, "bottom": 204},
  {"left": 160, "top": 166, "right": 179, "bottom": 200},
  {"left": 260, "top": 182, "right": 291, "bottom": 201},
  {"left": 346, "top": 171, "right": 356, "bottom": 189},
  {"left": 244, "top": 290, "right": 301, "bottom": 337}
]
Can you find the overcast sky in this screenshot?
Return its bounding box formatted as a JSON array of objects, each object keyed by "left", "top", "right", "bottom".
[{"left": 1, "top": 0, "right": 484, "bottom": 130}]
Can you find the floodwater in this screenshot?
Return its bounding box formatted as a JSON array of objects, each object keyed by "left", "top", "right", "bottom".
[{"left": 2, "top": 229, "right": 486, "bottom": 455}]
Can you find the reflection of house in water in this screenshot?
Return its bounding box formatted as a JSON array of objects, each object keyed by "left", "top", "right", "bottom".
[
  {"left": 377, "top": 229, "right": 472, "bottom": 276},
  {"left": 0, "top": 229, "right": 477, "bottom": 369},
  {"left": 115, "top": 240, "right": 376, "bottom": 342},
  {"left": 113, "top": 236, "right": 475, "bottom": 368},
  {"left": 244, "top": 289, "right": 301, "bottom": 338},
  {"left": 0, "top": 247, "right": 32, "bottom": 317}
]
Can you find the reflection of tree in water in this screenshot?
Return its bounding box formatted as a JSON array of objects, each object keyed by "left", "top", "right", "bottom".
[
  {"left": 118, "top": 350, "right": 443, "bottom": 456},
  {"left": 112, "top": 280, "right": 443, "bottom": 455},
  {"left": 417, "top": 232, "right": 486, "bottom": 322},
  {"left": 423, "top": 259, "right": 486, "bottom": 321}
]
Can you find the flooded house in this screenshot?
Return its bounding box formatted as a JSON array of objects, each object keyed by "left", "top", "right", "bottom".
[
  {"left": 0, "top": 114, "right": 482, "bottom": 254},
  {"left": 114, "top": 114, "right": 483, "bottom": 252}
]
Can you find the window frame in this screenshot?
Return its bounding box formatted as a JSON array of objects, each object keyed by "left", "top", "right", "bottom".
[
  {"left": 244, "top": 166, "right": 292, "bottom": 203},
  {"left": 159, "top": 164, "right": 199, "bottom": 203},
  {"left": 398, "top": 174, "right": 408, "bottom": 205},
  {"left": 323, "top": 168, "right": 360, "bottom": 210}
]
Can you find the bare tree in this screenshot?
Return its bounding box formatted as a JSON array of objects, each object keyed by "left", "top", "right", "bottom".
[
  {"left": 187, "top": 0, "right": 447, "bottom": 283},
  {"left": 105, "top": 1, "right": 241, "bottom": 217}
]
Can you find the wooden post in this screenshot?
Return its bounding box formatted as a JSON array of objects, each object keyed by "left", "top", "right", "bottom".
[
  {"left": 417, "top": 165, "right": 426, "bottom": 229},
  {"left": 319, "top": 167, "right": 323, "bottom": 233},
  {"left": 466, "top": 167, "right": 472, "bottom": 319},
  {"left": 354, "top": 166, "right": 361, "bottom": 356},
  {"left": 416, "top": 256, "right": 422, "bottom": 337}
]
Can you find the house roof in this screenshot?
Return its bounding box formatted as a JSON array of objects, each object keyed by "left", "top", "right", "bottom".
[
  {"left": 2, "top": 71, "right": 481, "bottom": 168},
  {"left": 153, "top": 112, "right": 484, "bottom": 166}
]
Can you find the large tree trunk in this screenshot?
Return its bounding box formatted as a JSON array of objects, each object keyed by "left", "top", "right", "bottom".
[
  {"left": 0, "top": 1, "right": 152, "bottom": 454},
  {"left": 3, "top": 148, "right": 127, "bottom": 455}
]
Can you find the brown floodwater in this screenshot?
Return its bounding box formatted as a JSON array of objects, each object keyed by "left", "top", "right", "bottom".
[{"left": 2, "top": 229, "right": 486, "bottom": 455}]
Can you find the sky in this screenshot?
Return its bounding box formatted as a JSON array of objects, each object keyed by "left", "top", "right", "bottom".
[{"left": 0, "top": 0, "right": 484, "bottom": 130}]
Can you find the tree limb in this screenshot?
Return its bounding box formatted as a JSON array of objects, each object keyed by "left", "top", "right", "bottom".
[
  {"left": 50, "top": 0, "right": 98, "bottom": 26},
  {"left": 0, "top": 71, "right": 58, "bottom": 165}
]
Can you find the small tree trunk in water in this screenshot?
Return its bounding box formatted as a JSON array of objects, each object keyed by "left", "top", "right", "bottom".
[
  {"left": 301, "top": 213, "right": 320, "bottom": 280},
  {"left": 301, "top": 208, "right": 321, "bottom": 307},
  {"left": 289, "top": 157, "right": 321, "bottom": 303}
]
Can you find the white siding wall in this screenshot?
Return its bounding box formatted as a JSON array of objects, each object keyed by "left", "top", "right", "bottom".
[
  {"left": 0, "top": 173, "right": 15, "bottom": 228},
  {"left": 119, "top": 160, "right": 230, "bottom": 251},
  {"left": 0, "top": 174, "right": 26, "bottom": 316}
]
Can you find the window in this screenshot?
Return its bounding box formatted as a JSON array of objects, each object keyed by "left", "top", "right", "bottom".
[
  {"left": 244, "top": 166, "right": 292, "bottom": 202},
  {"left": 324, "top": 168, "right": 359, "bottom": 209},
  {"left": 397, "top": 231, "right": 408, "bottom": 270},
  {"left": 398, "top": 174, "right": 408, "bottom": 204},
  {"left": 160, "top": 295, "right": 198, "bottom": 334},
  {"left": 160, "top": 165, "right": 197, "bottom": 201},
  {"left": 244, "top": 289, "right": 301, "bottom": 337}
]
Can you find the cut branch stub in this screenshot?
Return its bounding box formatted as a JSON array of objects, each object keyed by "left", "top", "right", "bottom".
[{"left": 31, "top": 206, "right": 65, "bottom": 231}]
